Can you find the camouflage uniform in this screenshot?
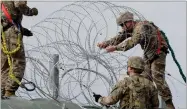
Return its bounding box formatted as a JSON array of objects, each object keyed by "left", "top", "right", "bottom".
[
  {"left": 1, "top": 1, "right": 38, "bottom": 96},
  {"left": 102, "top": 11, "right": 173, "bottom": 103},
  {"left": 98, "top": 56, "right": 159, "bottom": 109}
]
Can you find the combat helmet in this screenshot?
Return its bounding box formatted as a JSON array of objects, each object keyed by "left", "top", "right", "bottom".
[
  {"left": 127, "top": 56, "right": 145, "bottom": 71},
  {"left": 116, "top": 11, "right": 134, "bottom": 26}
]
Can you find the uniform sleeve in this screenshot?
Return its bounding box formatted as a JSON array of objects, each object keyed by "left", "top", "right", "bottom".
[
  {"left": 98, "top": 81, "right": 126, "bottom": 105},
  {"left": 151, "top": 85, "right": 159, "bottom": 108},
  {"left": 14, "top": 1, "right": 33, "bottom": 16},
  {"left": 104, "top": 30, "right": 131, "bottom": 46},
  {"left": 116, "top": 24, "right": 148, "bottom": 51}
]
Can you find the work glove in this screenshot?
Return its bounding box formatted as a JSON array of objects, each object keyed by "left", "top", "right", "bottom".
[
  {"left": 31, "top": 7, "right": 38, "bottom": 16},
  {"left": 22, "top": 27, "right": 33, "bottom": 36},
  {"left": 93, "top": 93, "right": 102, "bottom": 102}
]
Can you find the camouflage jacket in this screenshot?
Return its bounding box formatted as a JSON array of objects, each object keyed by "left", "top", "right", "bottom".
[
  {"left": 104, "top": 21, "right": 168, "bottom": 61},
  {"left": 98, "top": 75, "right": 159, "bottom": 109},
  {"left": 1, "top": 1, "right": 35, "bottom": 29}
]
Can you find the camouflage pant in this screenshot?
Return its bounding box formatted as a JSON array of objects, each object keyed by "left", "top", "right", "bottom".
[
  {"left": 142, "top": 51, "right": 172, "bottom": 101},
  {"left": 1, "top": 26, "right": 25, "bottom": 95}
]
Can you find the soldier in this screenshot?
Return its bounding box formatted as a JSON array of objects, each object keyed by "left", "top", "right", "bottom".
[
  {"left": 93, "top": 56, "right": 159, "bottom": 109},
  {"left": 1, "top": 1, "right": 38, "bottom": 97},
  {"left": 97, "top": 11, "right": 175, "bottom": 109}
]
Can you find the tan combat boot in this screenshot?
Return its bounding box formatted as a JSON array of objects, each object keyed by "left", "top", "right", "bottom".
[
  {"left": 165, "top": 99, "right": 175, "bottom": 109},
  {"left": 4, "top": 90, "right": 16, "bottom": 97},
  {"left": 1, "top": 89, "right": 5, "bottom": 96}
]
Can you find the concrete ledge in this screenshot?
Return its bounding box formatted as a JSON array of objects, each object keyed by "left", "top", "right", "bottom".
[{"left": 1, "top": 97, "right": 82, "bottom": 109}]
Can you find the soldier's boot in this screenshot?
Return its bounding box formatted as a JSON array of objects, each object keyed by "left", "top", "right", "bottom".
[
  {"left": 1, "top": 89, "right": 8, "bottom": 99},
  {"left": 165, "top": 99, "right": 175, "bottom": 109},
  {"left": 1, "top": 96, "right": 9, "bottom": 99},
  {"left": 4, "top": 90, "right": 16, "bottom": 97},
  {"left": 1, "top": 89, "right": 5, "bottom": 96}
]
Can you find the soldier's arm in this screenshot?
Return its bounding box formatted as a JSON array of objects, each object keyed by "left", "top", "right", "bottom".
[
  {"left": 14, "top": 1, "right": 38, "bottom": 16},
  {"left": 115, "top": 24, "right": 146, "bottom": 51},
  {"left": 98, "top": 81, "right": 126, "bottom": 105},
  {"left": 104, "top": 30, "right": 131, "bottom": 46},
  {"left": 151, "top": 85, "right": 159, "bottom": 109}
]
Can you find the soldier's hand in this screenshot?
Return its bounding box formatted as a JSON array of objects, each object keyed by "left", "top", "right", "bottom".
[
  {"left": 22, "top": 28, "right": 33, "bottom": 36},
  {"left": 97, "top": 42, "right": 108, "bottom": 49},
  {"left": 31, "top": 7, "right": 38, "bottom": 16},
  {"left": 105, "top": 46, "right": 116, "bottom": 52},
  {"left": 93, "top": 93, "right": 102, "bottom": 102}
]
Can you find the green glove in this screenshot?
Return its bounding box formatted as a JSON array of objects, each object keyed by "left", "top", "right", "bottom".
[
  {"left": 31, "top": 7, "right": 38, "bottom": 16},
  {"left": 93, "top": 93, "right": 102, "bottom": 102}
]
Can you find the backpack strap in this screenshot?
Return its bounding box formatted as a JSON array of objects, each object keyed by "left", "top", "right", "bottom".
[{"left": 1, "top": 3, "right": 13, "bottom": 24}]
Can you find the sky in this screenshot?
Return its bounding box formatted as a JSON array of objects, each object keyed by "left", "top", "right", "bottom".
[{"left": 21, "top": 0, "right": 186, "bottom": 108}]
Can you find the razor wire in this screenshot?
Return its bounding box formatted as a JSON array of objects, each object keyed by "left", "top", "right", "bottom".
[{"left": 14, "top": 1, "right": 185, "bottom": 108}]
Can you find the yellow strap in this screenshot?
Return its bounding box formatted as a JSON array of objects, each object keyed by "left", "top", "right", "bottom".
[
  {"left": 7, "top": 55, "right": 21, "bottom": 85},
  {"left": 1, "top": 29, "right": 21, "bottom": 54},
  {"left": 1, "top": 25, "right": 22, "bottom": 85}
]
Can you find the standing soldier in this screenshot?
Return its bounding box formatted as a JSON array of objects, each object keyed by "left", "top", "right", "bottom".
[
  {"left": 1, "top": 1, "right": 38, "bottom": 97},
  {"left": 97, "top": 11, "right": 175, "bottom": 109},
  {"left": 93, "top": 56, "right": 159, "bottom": 109}
]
